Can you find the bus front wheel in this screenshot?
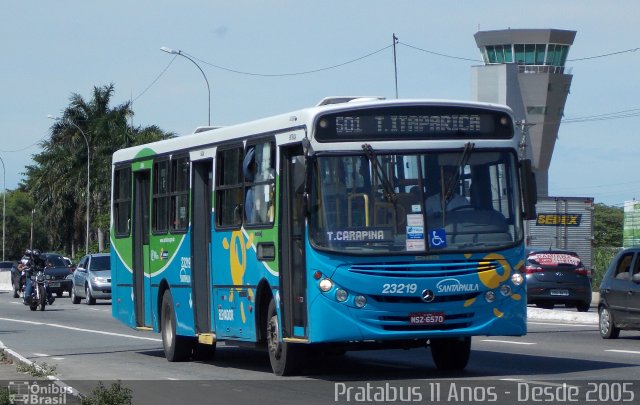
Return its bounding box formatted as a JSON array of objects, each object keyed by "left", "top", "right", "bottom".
[
  {"left": 161, "top": 290, "right": 192, "bottom": 362},
  {"left": 266, "top": 299, "right": 305, "bottom": 376},
  {"left": 430, "top": 337, "right": 471, "bottom": 371}
]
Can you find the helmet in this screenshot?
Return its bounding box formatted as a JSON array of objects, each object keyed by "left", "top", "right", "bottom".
[
  {"left": 32, "top": 249, "right": 41, "bottom": 257},
  {"left": 24, "top": 249, "right": 32, "bottom": 256}
]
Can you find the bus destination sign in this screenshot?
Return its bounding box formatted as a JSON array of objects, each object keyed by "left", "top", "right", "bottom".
[{"left": 315, "top": 106, "right": 514, "bottom": 142}]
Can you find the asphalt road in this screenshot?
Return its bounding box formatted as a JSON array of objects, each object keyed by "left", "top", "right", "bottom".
[{"left": 1, "top": 290, "right": 640, "bottom": 404}]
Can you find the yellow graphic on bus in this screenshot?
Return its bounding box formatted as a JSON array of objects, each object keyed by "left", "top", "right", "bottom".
[{"left": 222, "top": 231, "right": 255, "bottom": 324}]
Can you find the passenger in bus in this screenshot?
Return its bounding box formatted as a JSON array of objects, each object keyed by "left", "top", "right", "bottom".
[
  {"left": 243, "top": 148, "right": 258, "bottom": 223},
  {"left": 425, "top": 166, "right": 469, "bottom": 214}
]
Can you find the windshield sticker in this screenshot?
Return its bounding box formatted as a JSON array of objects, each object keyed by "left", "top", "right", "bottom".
[
  {"left": 406, "top": 214, "right": 423, "bottom": 226},
  {"left": 326, "top": 228, "right": 393, "bottom": 242},
  {"left": 428, "top": 228, "right": 447, "bottom": 249},
  {"left": 406, "top": 225, "right": 425, "bottom": 252},
  {"left": 411, "top": 204, "right": 422, "bottom": 213}
]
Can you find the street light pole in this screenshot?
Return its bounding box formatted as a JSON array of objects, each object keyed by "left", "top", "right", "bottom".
[
  {"left": 160, "top": 46, "right": 211, "bottom": 126},
  {"left": 48, "top": 115, "right": 90, "bottom": 255},
  {"left": 0, "top": 155, "right": 5, "bottom": 261}
]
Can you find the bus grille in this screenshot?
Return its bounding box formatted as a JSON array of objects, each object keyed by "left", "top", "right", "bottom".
[
  {"left": 347, "top": 260, "right": 502, "bottom": 278},
  {"left": 371, "top": 291, "right": 480, "bottom": 304}
]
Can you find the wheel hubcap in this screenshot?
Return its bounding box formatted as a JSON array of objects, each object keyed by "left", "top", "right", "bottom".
[
  {"left": 267, "top": 315, "right": 282, "bottom": 359},
  {"left": 600, "top": 309, "right": 610, "bottom": 334}
]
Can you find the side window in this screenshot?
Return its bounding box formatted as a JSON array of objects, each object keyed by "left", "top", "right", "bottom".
[
  {"left": 152, "top": 160, "right": 170, "bottom": 233},
  {"left": 113, "top": 167, "right": 131, "bottom": 237},
  {"left": 171, "top": 157, "right": 190, "bottom": 232},
  {"left": 632, "top": 254, "right": 640, "bottom": 277},
  {"left": 244, "top": 141, "right": 275, "bottom": 226},
  {"left": 215, "top": 146, "right": 243, "bottom": 228},
  {"left": 615, "top": 253, "right": 634, "bottom": 281}
]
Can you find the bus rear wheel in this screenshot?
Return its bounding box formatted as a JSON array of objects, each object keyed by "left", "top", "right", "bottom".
[
  {"left": 430, "top": 337, "right": 471, "bottom": 371},
  {"left": 266, "top": 299, "right": 305, "bottom": 376},
  {"left": 161, "top": 290, "right": 192, "bottom": 362}
]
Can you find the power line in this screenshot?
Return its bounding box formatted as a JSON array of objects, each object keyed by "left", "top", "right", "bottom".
[
  {"left": 568, "top": 47, "right": 640, "bottom": 61},
  {"left": 398, "top": 41, "right": 482, "bottom": 62},
  {"left": 132, "top": 54, "right": 178, "bottom": 103},
  {"left": 186, "top": 44, "right": 394, "bottom": 77}
]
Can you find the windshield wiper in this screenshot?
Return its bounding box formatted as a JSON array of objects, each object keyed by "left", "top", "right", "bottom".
[
  {"left": 443, "top": 142, "right": 475, "bottom": 204},
  {"left": 362, "top": 143, "right": 396, "bottom": 203}
]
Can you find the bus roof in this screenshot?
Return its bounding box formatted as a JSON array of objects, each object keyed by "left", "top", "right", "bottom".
[{"left": 112, "top": 98, "right": 515, "bottom": 164}]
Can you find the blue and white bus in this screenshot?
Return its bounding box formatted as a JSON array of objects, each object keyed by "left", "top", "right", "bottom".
[{"left": 110, "top": 97, "right": 537, "bottom": 375}]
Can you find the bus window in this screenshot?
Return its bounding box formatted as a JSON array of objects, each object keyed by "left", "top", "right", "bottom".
[
  {"left": 215, "top": 146, "right": 243, "bottom": 228},
  {"left": 152, "top": 160, "right": 170, "bottom": 233},
  {"left": 170, "top": 157, "right": 190, "bottom": 232},
  {"left": 244, "top": 141, "right": 275, "bottom": 226},
  {"left": 113, "top": 167, "right": 131, "bottom": 237}
]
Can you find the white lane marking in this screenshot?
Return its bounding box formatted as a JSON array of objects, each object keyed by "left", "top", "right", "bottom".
[
  {"left": 528, "top": 321, "right": 596, "bottom": 328},
  {"left": 33, "top": 353, "right": 50, "bottom": 357},
  {"left": 0, "top": 317, "right": 162, "bottom": 342},
  {"left": 500, "top": 378, "right": 579, "bottom": 388},
  {"left": 481, "top": 339, "right": 536, "bottom": 345},
  {"left": 605, "top": 349, "right": 640, "bottom": 355}
]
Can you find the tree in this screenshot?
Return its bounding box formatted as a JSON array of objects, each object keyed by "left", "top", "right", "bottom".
[
  {"left": 23, "top": 84, "right": 173, "bottom": 257},
  {"left": 593, "top": 203, "right": 623, "bottom": 247}
]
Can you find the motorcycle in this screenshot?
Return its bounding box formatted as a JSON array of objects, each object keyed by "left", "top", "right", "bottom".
[{"left": 23, "top": 268, "right": 48, "bottom": 311}]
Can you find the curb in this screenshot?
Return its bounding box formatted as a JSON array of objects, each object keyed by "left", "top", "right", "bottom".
[{"left": 0, "top": 340, "right": 83, "bottom": 401}]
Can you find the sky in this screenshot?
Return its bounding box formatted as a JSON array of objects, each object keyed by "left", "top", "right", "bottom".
[{"left": 1, "top": 0, "right": 639, "bottom": 207}]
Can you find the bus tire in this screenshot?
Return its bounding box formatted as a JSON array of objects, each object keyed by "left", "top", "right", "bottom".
[
  {"left": 430, "top": 337, "right": 471, "bottom": 371},
  {"left": 266, "top": 298, "right": 305, "bottom": 376},
  {"left": 161, "top": 290, "right": 192, "bottom": 362}
]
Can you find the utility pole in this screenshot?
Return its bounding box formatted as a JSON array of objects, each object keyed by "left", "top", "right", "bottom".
[{"left": 392, "top": 33, "right": 399, "bottom": 99}]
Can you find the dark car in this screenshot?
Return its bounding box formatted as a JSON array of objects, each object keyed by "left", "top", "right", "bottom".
[
  {"left": 525, "top": 249, "right": 592, "bottom": 312},
  {"left": 41, "top": 253, "right": 74, "bottom": 297},
  {"left": 71, "top": 253, "right": 111, "bottom": 304},
  {"left": 598, "top": 247, "right": 640, "bottom": 339},
  {"left": 0, "top": 261, "right": 14, "bottom": 271}
]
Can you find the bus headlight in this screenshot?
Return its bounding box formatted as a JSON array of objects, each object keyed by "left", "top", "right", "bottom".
[
  {"left": 319, "top": 278, "right": 333, "bottom": 292},
  {"left": 354, "top": 295, "right": 367, "bottom": 308},
  {"left": 511, "top": 273, "right": 524, "bottom": 286},
  {"left": 485, "top": 291, "right": 496, "bottom": 303},
  {"left": 335, "top": 289, "right": 348, "bottom": 302}
]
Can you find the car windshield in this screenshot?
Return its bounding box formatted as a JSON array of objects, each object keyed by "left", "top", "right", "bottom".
[
  {"left": 91, "top": 256, "right": 110, "bottom": 271},
  {"left": 46, "top": 255, "right": 66, "bottom": 267},
  {"left": 309, "top": 150, "right": 523, "bottom": 254}
]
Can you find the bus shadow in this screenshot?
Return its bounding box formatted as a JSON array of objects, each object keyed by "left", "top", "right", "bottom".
[{"left": 138, "top": 346, "right": 638, "bottom": 380}]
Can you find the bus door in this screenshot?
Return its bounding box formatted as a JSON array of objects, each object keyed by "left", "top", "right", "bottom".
[
  {"left": 132, "top": 170, "right": 151, "bottom": 327},
  {"left": 191, "top": 159, "right": 213, "bottom": 334},
  {"left": 279, "top": 145, "right": 308, "bottom": 339}
]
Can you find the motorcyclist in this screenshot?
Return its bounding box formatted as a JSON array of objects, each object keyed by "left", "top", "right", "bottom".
[{"left": 23, "top": 249, "right": 55, "bottom": 305}]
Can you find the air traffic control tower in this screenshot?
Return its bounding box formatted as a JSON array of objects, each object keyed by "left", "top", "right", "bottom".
[{"left": 471, "top": 29, "right": 576, "bottom": 197}]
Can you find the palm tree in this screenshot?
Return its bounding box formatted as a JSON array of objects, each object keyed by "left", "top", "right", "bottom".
[{"left": 26, "top": 84, "right": 173, "bottom": 256}]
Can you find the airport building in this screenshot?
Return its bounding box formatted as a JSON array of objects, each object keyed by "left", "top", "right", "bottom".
[{"left": 471, "top": 29, "right": 576, "bottom": 197}]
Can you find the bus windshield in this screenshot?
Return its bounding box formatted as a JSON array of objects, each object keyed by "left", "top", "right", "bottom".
[{"left": 309, "top": 149, "right": 523, "bottom": 254}]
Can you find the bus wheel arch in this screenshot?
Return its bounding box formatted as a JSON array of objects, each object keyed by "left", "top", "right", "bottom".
[
  {"left": 254, "top": 279, "right": 273, "bottom": 346},
  {"left": 157, "top": 279, "right": 170, "bottom": 332}
]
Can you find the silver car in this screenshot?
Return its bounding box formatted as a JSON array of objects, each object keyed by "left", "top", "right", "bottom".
[{"left": 71, "top": 253, "right": 111, "bottom": 305}]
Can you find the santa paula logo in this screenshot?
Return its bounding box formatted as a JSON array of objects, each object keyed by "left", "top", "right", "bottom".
[{"left": 436, "top": 278, "right": 479, "bottom": 294}]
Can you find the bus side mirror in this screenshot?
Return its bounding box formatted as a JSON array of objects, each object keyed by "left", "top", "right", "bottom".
[{"left": 520, "top": 159, "right": 537, "bottom": 220}]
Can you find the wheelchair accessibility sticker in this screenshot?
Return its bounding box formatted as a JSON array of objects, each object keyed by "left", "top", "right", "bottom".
[{"left": 429, "top": 228, "right": 447, "bottom": 249}]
